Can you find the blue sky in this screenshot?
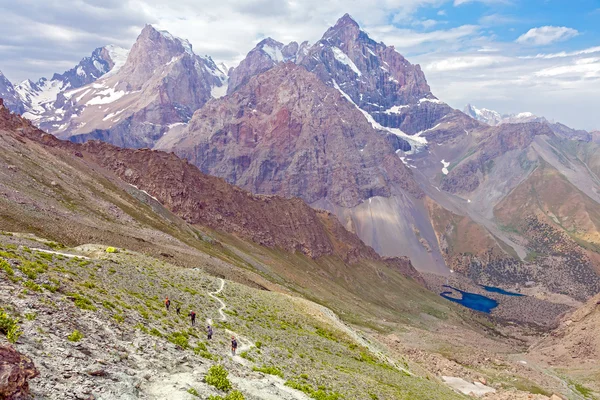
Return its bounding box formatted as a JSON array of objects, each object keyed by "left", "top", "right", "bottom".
[{"left": 0, "top": 0, "right": 598, "bottom": 129}]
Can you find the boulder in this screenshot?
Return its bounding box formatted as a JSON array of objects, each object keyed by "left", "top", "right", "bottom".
[{"left": 0, "top": 346, "right": 39, "bottom": 399}]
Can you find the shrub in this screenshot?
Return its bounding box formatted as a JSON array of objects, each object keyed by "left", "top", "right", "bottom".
[
  {"left": 167, "top": 331, "right": 189, "bottom": 349},
  {"left": 252, "top": 365, "right": 283, "bottom": 378},
  {"left": 239, "top": 351, "right": 254, "bottom": 362},
  {"left": 41, "top": 283, "right": 59, "bottom": 293},
  {"left": 255, "top": 341, "right": 262, "bottom": 349},
  {"left": 36, "top": 252, "right": 54, "bottom": 262},
  {"left": 23, "top": 280, "right": 42, "bottom": 292},
  {"left": 205, "top": 365, "right": 232, "bottom": 391},
  {"left": 285, "top": 379, "right": 342, "bottom": 400},
  {"left": 208, "top": 391, "right": 245, "bottom": 400},
  {"left": 194, "top": 347, "right": 218, "bottom": 361},
  {"left": 187, "top": 388, "right": 199, "bottom": 397},
  {"left": 149, "top": 328, "right": 163, "bottom": 337},
  {"left": 105, "top": 247, "right": 118, "bottom": 253},
  {"left": 68, "top": 292, "right": 97, "bottom": 311},
  {"left": 113, "top": 313, "right": 125, "bottom": 323},
  {"left": 0, "top": 310, "right": 21, "bottom": 343},
  {"left": 0, "top": 259, "right": 14, "bottom": 276},
  {"left": 24, "top": 313, "right": 37, "bottom": 321},
  {"left": 19, "top": 261, "right": 47, "bottom": 280},
  {"left": 67, "top": 329, "right": 84, "bottom": 342},
  {"left": 194, "top": 342, "right": 207, "bottom": 352},
  {"left": 134, "top": 323, "right": 149, "bottom": 334}
]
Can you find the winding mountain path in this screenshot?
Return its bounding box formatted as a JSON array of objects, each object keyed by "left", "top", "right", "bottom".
[{"left": 30, "top": 248, "right": 90, "bottom": 259}]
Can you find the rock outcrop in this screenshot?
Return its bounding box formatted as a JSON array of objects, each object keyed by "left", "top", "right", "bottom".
[
  {"left": 158, "top": 63, "right": 422, "bottom": 208},
  {"left": 0, "top": 346, "right": 39, "bottom": 399},
  {"left": 227, "top": 38, "right": 308, "bottom": 94}
]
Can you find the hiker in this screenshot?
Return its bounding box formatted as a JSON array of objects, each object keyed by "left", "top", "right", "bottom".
[
  {"left": 207, "top": 325, "right": 213, "bottom": 340},
  {"left": 231, "top": 336, "right": 238, "bottom": 356},
  {"left": 164, "top": 296, "right": 171, "bottom": 311},
  {"left": 188, "top": 310, "right": 196, "bottom": 326},
  {"left": 176, "top": 305, "right": 181, "bottom": 315}
]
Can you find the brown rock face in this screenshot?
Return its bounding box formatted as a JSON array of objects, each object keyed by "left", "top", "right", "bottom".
[
  {"left": 300, "top": 14, "right": 432, "bottom": 110},
  {"left": 0, "top": 346, "right": 39, "bottom": 400},
  {"left": 1, "top": 101, "right": 422, "bottom": 275},
  {"left": 227, "top": 38, "right": 307, "bottom": 94},
  {"left": 441, "top": 122, "right": 555, "bottom": 194},
  {"left": 159, "top": 63, "right": 422, "bottom": 208}
]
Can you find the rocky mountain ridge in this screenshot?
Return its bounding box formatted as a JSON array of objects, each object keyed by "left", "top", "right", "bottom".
[
  {"left": 0, "top": 98, "right": 421, "bottom": 280},
  {"left": 14, "top": 45, "right": 128, "bottom": 124},
  {"left": 0, "top": 70, "right": 24, "bottom": 115}
]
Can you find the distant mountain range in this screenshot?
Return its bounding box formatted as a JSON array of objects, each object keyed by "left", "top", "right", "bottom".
[{"left": 1, "top": 14, "right": 600, "bottom": 308}]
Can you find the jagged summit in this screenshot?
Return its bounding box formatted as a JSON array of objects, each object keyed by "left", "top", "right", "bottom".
[
  {"left": 322, "top": 13, "right": 362, "bottom": 43},
  {"left": 334, "top": 13, "right": 360, "bottom": 29}
]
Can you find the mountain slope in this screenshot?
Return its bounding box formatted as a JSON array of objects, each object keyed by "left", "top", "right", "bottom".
[
  {"left": 15, "top": 45, "right": 128, "bottom": 123},
  {"left": 158, "top": 62, "right": 421, "bottom": 208},
  {"left": 0, "top": 70, "right": 24, "bottom": 114},
  {"left": 227, "top": 38, "right": 309, "bottom": 94},
  {"left": 0, "top": 98, "right": 587, "bottom": 400}
]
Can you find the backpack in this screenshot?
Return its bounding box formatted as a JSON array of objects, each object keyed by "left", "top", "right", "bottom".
[{"left": 232, "top": 339, "right": 237, "bottom": 347}]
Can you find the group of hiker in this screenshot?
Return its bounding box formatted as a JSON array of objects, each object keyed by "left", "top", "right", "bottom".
[{"left": 164, "top": 296, "right": 238, "bottom": 355}]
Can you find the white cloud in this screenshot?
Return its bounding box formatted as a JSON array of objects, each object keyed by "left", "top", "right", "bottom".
[
  {"left": 516, "top": 26, "right": 579, "bottom": 46},
  {"left": 520, "top": 46, "right": 600, "bottom": 59},
  {"left": 412, "top": 19, "right": 442, "bottom": 29},
  {"left": 367, "top": 24, "right": 479, "bottom": 49},
  {"left": 454, "top": 0, "right": 511, "bottom": 5},
  {"left": 478, "top": 13, "right": 519, "bottom": 26},
  {"left": 535, "top": 58, "right": 600, "bottom": 79},
  {"left": 427, "top": 55, "right": 509, "bottom": 71}
]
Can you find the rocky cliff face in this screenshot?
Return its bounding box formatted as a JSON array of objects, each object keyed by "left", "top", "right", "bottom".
[
  {"left": 158, "top": 63, "right": 422, "bottom": 208},
  {"left": 227, "top": 38, "right": 309, "bottom": 94},
  {"left": 0, "top": 71, "right": 24, "bottom": 115}
]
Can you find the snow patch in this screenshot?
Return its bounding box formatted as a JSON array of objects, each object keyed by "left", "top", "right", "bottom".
[
  {"left": 441, "top": 159, "right": 450, "bottom": 175},
  {"left": 332, "top": 81, "right": 427, "bottom": 151},
  {"left": 103, "top": 45, "right": 130, "bottom": 78},
  {"left": 383, "top": 105, "right": 410, "bottom": 115},
  {"left": 419, "top": 98, "right": 444, "bottom": 105},
  {"left": 211, "top": 83, "right": 228, "bottom": 99},
  {"left": 331, "top": 47, "right": 362, "bottom": 76},
  {"left": 93, "top": 60, "right": 105, "bottom": 73},
  {"left": 128, "top": 183, "right": 160, "bottom": 202},
  {"left": 86, "top": 88, "right": 127, "bottom": 105},
  {"left": 262, "top": 44, "right": 284, "bottom": 62},
  {"left": 159, "top": 30, "right": 194, "bottom": 55},
  {"left": 76, "top": 66, "right": 86, "bottom": 77}
]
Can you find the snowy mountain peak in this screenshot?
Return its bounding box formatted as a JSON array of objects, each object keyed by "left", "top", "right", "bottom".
[{"left": 464, "top": 104, "right": 542, "bottom": 126}]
